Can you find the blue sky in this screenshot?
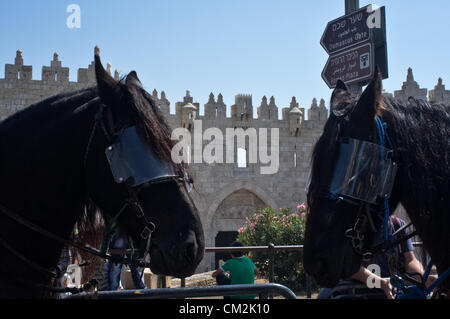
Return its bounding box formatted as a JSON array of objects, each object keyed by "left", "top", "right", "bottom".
[{"left": 1, "top": 0, "right": 449, "bottom": 117}]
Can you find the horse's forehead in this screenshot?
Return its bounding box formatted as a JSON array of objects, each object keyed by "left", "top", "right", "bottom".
[{"left": 331, "top": 101, "right": 355, "bottom": 118}]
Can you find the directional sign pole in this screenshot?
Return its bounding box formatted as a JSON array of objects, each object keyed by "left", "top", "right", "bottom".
[
  {"left": 345, "top": 0, "right": 360, "bottom": 14},
  {"left": 345, "top": 0, "right": 362, "bottom": 94}
]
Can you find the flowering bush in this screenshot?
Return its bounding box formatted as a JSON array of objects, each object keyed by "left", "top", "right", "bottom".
[{"left": 237, "top": 203, "right": 307, "bottom": 292}]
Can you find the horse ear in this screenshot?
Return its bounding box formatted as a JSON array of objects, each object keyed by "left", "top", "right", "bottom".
[
  {"left": 94, "top": 46, "right": 120, "bottom": 105},
  {"left": 125, "top": 71, "right": 143, "bottom": 88},
  {"left": 330, "top": 80, "right": 353, "bottom": 117},
  {"left": 335, "top": 80, "right": 348, "bottom": 91},
  {"left": 353, "top": 66, "right": 383, "bottom": 122}
]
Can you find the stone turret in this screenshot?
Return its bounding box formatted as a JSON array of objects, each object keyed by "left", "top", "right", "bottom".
[
  {"left": 286, "top": 97, "right": 304, "bottom": 136},
  {"left": 204, "top": 92, "right": 216, "bottom": 119},
  {"left": 268, "top": 96, "right": 278, "bottom": 120},
  {"left": 429, "top": 78, "right": 450, "bottom": 104},
  {"left": 231, "top": 94, "right": 253, "bottom": 121},
  {"left": 257, "top": 96, "right": 269, "bottom": 119},
  {"left": 289, "top": 107, "right": 303, "bottom": 136},
  {"left": 216, "top": 93, "right": 226, "bottom": 119},
  {"left": 175, "top": 90, "right": 200, "bottom": 126},
  {"left": 394, "top": 67, "right": 427, "bottom": 102},
  {"left": 181, "top": 102, "right": 197, "bottom": 131}
]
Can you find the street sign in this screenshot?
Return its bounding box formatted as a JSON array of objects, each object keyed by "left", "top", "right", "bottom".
[
  {"left": 321, "top": 42, "right": 374, "bottom": 89},
  {"left": 320, "top": 5, "right": 372, "bottom": 55}
]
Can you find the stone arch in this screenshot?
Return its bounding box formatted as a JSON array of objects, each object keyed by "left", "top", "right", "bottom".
[
  {"left": 205, "top": 181, "right": 278, "bottom": 238},
  {"left": 203, "top": 181, "right": 278, "bottom": 269}
]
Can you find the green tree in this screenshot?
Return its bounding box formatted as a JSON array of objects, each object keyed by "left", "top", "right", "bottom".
[{"left": 237, "top": 204, "right": 307, "bottom": 292}]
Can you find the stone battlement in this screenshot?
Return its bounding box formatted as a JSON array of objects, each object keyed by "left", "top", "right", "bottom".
[{"left": 0, "top": 50, "right": 120, "bottom": 119}]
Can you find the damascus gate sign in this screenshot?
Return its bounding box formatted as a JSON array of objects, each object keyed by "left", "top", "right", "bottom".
[
  {"left": 321, "top": 4, "right": 388, "bottom": 89},
  {"left": 322, "top": 42, "right": 373, "bottom": 89}
]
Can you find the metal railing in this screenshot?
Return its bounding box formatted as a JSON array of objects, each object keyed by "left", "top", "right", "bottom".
[
  {"left": 70, "top": 242, "right": 426, "bottom": 299},
  {"left": 202, "top": 242, "right": 425, "bottom": 298},
  {"left": 64, "top": 283, "right": 297, "bottom": 299},
  {"left": 204, "top": 244, "right": 310, "bottom": 297}
]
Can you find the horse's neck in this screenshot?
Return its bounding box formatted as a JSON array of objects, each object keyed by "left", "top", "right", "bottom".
[
  {"left": 1, "top": 99, "right": 97, "bottom": 211},
  {"left": 0, "top": 98, "right": 100, "bottom": 295}
]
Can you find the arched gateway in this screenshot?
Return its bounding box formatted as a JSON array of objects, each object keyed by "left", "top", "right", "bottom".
[{"left": 204, "top": 181, "right": 278, "bottom": 269}]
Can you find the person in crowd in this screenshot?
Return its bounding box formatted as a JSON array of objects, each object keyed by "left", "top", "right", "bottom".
[
  {"left": 317, "top": 215, "right": 436, "bottom": 299},
  {"left": 100, "top": 226, "right": 147, "bottom": 291},
  {"left": 212, "top": 241, "right": 259, "bottom": 299}
]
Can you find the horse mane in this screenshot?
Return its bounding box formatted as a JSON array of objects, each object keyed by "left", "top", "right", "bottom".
[
  {"left": 381, "top": 96, "right": 450, "bottom": 215},
  {"left": 119, "top": 77, "right": 188, "bottom": 179}
]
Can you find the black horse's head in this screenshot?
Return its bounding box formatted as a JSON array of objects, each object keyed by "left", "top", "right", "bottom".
[
  {"left": 85, "top": 47, "right": 204, "bottom": 278},
  {"left": 304, "top": 69, "right": 394, "bottom": 287}
]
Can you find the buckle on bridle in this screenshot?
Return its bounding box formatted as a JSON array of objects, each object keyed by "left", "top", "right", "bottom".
[
  {"left": 135, "top": 203, "right": 145, "bottom": 218},
  {"left": 140, "top": 223, "right": 156, "bottom": 239},
  {"left": 362, "top": 252, "right": 373, "bottom": 261}
]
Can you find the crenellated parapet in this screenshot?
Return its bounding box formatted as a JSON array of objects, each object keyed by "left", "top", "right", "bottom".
[
  {"left": 42, "top": 53, "right": 69, "bottom": 83},
  {"left": 204, "top": 92, "right": 226, "bottom": 120},
  {"left": 150, "top": 88, "right": 328, "bottom": 131},
  {"left": 308, "top": 98, "right": 328, "bottom": 122},
  {"left": 5, "top": 51, "right": 447, "bottom": 128},
  {"left": 5, "top": 50, "right": 32, "bottom": 81},
  {"left": 0, "top": 50, "right": 102, "bottom": 119},
  {"left": 257, "top": 96, "right": 278, "bottom": 120}
]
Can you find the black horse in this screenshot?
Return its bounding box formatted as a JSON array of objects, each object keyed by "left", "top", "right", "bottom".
[
  {"left": 303, "top": 69, "right": 449, "bottom": 296},
  {"left": 0, "top": 47, "right": 205, "bottom": 298}
]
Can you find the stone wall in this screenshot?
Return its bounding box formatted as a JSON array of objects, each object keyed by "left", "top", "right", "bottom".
[{"left": 1, "top": 50, "right": 448, "bottom": 273}]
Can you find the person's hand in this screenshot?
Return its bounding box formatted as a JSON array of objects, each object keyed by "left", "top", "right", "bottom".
[
  {"left": 424, "top": 274, "right": 437, "bottom": 288},
  {"left": 380, "top": 278, "right": 394, "bottom": 299}
]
